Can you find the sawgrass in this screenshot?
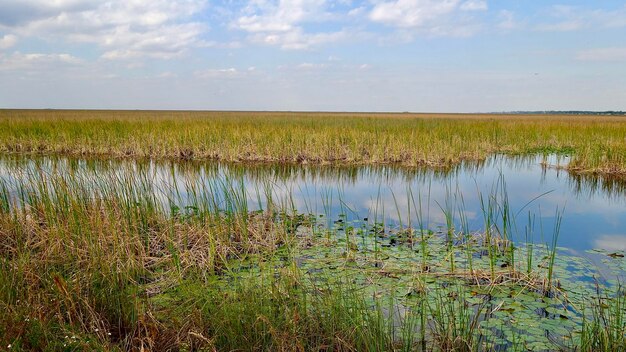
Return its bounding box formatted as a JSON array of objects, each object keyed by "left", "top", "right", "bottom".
[{"left": 1, "top": 109, "right": 626, "bottom": 175}]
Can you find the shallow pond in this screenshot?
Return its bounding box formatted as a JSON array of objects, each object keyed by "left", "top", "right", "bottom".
[
  {"left": 2, "top": 153, "right": 626, "bottom": 350},
  {"left": 2, "top": 154, "right": 625, "bottom": 254}
]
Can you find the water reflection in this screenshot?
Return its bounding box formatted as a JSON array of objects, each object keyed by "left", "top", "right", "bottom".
[
  {"left": 0, "top": 154, "right": 625, "bottom": 253},
  {"left": 568, "top": 173, "right": 626, "bottom": 201},
  {"left": 593, "top": 235, "right": 626, "bottom": 252}
]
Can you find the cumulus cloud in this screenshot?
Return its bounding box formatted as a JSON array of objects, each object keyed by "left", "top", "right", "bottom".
[
  {"left": 249, "top": 28, "right": 347, "bottom": 49},
  {"left": 98, "top": 23, "right": 205, "bottom": 60},
  {"left": 0, "top": 34, "right": 18, "bottom": 49},
  {"left": 0, "top": 0, "right": 207, "bottom": 60},
  {"left": 368, "top": 0, "right": 485, "bottom": 36},
  {"left": 232, "top": 0, "right": 346, "bottom": 49},
  {"left": 236, "top": 0, "right": 327, "bottom": 33},
  {"left": 369, "top": 0, "right": 460, "bottom": 28}
]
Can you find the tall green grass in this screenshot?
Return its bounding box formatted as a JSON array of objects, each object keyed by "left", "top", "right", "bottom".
[
  {"left": 0, "top": 161, "right": 624, "bottom": 351},
  {"left": 2, "top": 109, "right": 626, "bottom": 175}
]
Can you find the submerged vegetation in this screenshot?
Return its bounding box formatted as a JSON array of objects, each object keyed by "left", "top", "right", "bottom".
[
  {"left": 2, "top": 109, "right": 626, "bottom": 175},
  {"left": 1, "top": 162, "right": 625, "bottom": 351}
]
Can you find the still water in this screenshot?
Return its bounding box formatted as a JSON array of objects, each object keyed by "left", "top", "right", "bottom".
[{"left": 1, "top": 154, "right": 625, "bottom": 254}]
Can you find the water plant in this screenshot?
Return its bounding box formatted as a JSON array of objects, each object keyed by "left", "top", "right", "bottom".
[{"left": 1, "top": 159, "right": 625, "bottom": 351}]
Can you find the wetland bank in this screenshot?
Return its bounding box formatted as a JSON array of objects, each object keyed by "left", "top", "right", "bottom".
[{"left": 1, "top": 110, "right": 626, "bottom": 351}]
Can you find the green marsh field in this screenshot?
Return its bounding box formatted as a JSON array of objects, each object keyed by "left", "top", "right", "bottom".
[
  {"left": 1, "top": 110, "right": 626, "bottom": 351},
  {"left": 2, "top": 109, "right": 626, "bottom": 174}
]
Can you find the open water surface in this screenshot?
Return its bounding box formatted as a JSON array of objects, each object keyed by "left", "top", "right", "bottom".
[{"left": 1, "top": 154, "right": 625, "bottom": 254}]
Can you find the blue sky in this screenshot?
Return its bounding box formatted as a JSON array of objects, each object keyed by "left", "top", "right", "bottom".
[{"left": 1, "top": 0, "right": 625, "bottom": 112}]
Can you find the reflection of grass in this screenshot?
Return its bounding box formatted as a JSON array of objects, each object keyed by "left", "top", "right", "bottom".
[
  {"left": 3, "top": 109, "right": 626, "bottom": 175},
  {"left": 1, "top": 163, "right": 625, "bottom": 351}
]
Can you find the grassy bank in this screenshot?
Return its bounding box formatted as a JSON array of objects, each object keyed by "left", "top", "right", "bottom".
[
  {"left": 1, "top": 109, "right": 626, "bottom": 175},
  {"left": 1, "top": 163, "right": 625, "bottom": 351}
]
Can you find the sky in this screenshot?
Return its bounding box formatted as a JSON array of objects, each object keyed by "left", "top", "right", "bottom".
[{"left": 0, "top": 0, "right": 625, "bottom": 112}]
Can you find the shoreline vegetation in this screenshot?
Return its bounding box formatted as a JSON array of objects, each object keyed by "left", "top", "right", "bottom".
[
  {"left": 2, "top": 109, "right": 626, "bottom": 176},
  {"left": 1, "top": 164, "right": 624, "bottom": 351}
]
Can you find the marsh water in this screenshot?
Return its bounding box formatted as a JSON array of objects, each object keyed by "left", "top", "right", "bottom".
[
  {"left": 4, "top": 153, "right": 626, "bottom": 350},
  {"left": 1, "top": 154, "right": 626, "bottom": 255}
]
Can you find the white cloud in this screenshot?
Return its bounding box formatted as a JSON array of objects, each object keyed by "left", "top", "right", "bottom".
[
  {"left": 236, "top": 0, "right": 324, "bottom": 33},
  {"left": 98, "top": 23, "right": 205, "bottom": 60},
  {"left": 200, "top": 41, "right": 243, "bottom": 49},
  {"left": 370, "top": 0, "right": 460, "bottom": 28},
  {"left": 576, "top": 48, "right": 626, "bottom": 62},
  {"left": 233, "top": 0, "right": 346, "bottom": 49},
  {"left": 296, "top": 62, "right": 328, "bottom": 69},
  {"left": 0, "top": 34, "right": 18, "bottom": 49},
  {"left": 347, "top": 6, "right": 366, "bottom": 17},
  {"left": 0, "top": 51, "right": 82, "bottom": 71},
  {"left": 1, "top": 0, "right": 207, "bottom": 60},
  {"left": 278, "top": 61, "right": 371, "bottom": 73},
  {"left": 194, "top": 68, "right": 240, "bottom": 79},
  {"left": 249, "top": 28, "right": 347, "bottom": 49},
  {"left": 368, "top": 0, "right": 484, "bottom": 37},
  {"left": 460, "top": 0, "right": 487, "bottom": 12}
]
